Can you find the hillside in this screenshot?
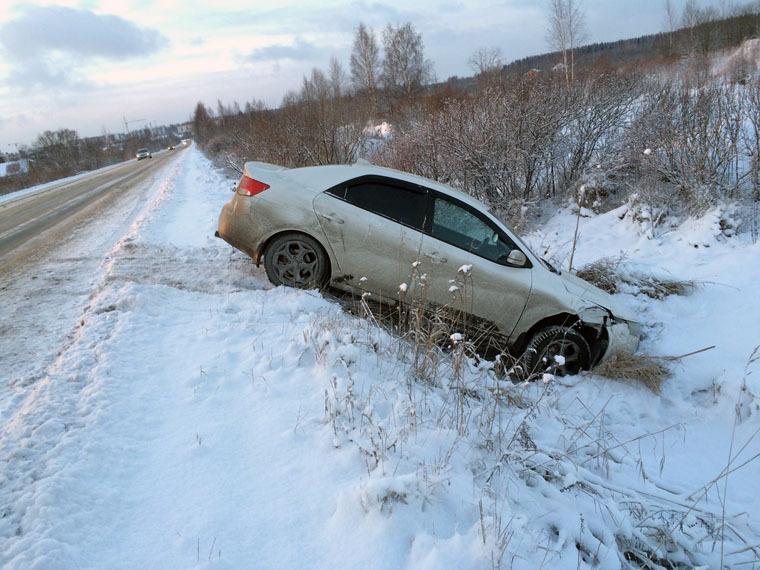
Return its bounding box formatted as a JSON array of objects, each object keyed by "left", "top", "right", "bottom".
[{"left": 503, "top": 9, "right": 760, "bottom": 76}]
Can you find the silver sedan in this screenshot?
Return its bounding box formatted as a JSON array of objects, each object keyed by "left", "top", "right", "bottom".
[{"left": 217, "top": 162, "right": 640, "bottom": 375}]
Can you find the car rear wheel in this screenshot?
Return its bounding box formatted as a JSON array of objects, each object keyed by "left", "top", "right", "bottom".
[
  {"left": 520, "top": 325, "right": 591, "bottom": 378},
  {"left": 264, "top": 233, "right": 329, "bottom": 289}
]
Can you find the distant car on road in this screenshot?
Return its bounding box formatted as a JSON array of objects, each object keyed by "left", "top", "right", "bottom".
[
  {"left": 135, "top": 148, "right": 152, "bottom": 160},
  {"left": 216, "top": 163, "right": 641, "bottom": 376},
  {"left": 167, "top": 145, "right": 175, "bottom": 151}
]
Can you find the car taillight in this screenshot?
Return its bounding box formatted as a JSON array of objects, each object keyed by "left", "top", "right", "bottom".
[{"left": 237, "top": 175, "right": 270, "bottom": 196}]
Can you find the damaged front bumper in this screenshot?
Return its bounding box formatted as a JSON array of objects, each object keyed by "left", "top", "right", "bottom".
[
  {"left": 604, "top": 319, "right": 641, "bottom": 360},
  {"left": 579, "top": 306, "right": 642, "bottom": 364}
]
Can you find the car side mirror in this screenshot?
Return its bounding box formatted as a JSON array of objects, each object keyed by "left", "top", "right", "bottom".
[{"left": 506, "top": 250, "right": 527, "bottom": 267}]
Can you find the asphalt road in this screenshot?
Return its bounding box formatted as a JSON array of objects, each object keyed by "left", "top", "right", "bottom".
[{"left": 0, "top": 148, "right": 182, "bottom": 262}]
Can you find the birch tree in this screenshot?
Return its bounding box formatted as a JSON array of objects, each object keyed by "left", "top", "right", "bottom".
[
  {"left": 349, "top": 23, "right": 381, "bottom": 114},
  {"left": 664, "top": 0, "right": 677, "bottom": 53},
  {"left": 546, "top": 0, "right": 587, "bottom": 86},
  {"left": 381, "top": 22, "right": 433, "bottom": 100}
]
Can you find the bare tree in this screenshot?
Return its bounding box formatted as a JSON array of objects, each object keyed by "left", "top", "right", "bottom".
[
  {"left": 664, "top": 0, "right": 677, "bottom": 53},
  {"left": 681, "top": 0, "right": 701, "bottom": 27},
  {"left": 349, "top": 23, "right": 381, "bottom": 115},
  {"left": 468, "top": 46, "right": 503, "bottom": 75},
  {"left": 681, "top": 0, "right": 719, "bottom": 54},
  {"left": 192, "top": 101, "right": 215, "bottom": 146},
  {"left": 34, "top": 128, "right": 81, "bottom": 176},
  {"left": 719, "top": 0, "right": 736, "bottom": 18},
  {"left": 381, "top": 22, "right": 434, "bottom": 100},
  {"left": 546, "top": 0, "right": 587, "bottom": 86},
  {"left": 328, "top": 56, "right": 347, "bottom": 99},
  {"left": 467, "top": 47, "right": 503, "bottom": 89}
]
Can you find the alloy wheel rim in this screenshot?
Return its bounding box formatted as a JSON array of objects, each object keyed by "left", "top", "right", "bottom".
[
  {"left": 542, "top": 338, "right": 581, "bottom": 375},
  {"left": 272, "top": 239, "right": 319, "bottom": 286}
]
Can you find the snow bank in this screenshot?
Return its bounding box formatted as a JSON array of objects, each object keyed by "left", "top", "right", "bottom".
[{"left": 362, "top": 121, "right": 394, "bottom": 158}]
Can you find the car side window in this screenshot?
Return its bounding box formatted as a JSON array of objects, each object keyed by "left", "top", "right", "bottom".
[
  {"left": 431, "top": 196, "right": 515, "bottom": 263},
  {"left": 335, "top": 182, "right": 427, "bottom": 231}
]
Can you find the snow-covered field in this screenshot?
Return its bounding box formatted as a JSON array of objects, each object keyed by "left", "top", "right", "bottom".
[{"left": 2, "top": 146, "right": 759, "bottom": 569}]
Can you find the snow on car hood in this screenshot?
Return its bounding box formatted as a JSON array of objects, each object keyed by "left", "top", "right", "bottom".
[{"left": 558, "top": 270, "right": 636, "bottom": 322}]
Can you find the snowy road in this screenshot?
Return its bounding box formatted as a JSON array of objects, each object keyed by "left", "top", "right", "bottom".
[
  {"left": 1, "top": 149, "right": 185, "bottom": 406},
  {"left": 1, "top": 147, "right": 759, "bottom": 569},
  {"left": 0, "top": 149, "right": 179, "bottom": 259}
]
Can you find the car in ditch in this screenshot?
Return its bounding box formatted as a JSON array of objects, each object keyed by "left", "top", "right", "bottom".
[
  {"left": 135, "top": 148, "right": 152, "bottom": 160},
  {"left": 216, "top": 162, "right": 641, "bottom": 376}
]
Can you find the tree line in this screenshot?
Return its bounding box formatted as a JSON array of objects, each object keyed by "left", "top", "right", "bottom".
[
  {"left": 0, "top": 127, "right": 179, "bottom": 196},
  {"left": 508, "top": 2, "right": 760, "bottom": 75},
  {"left": 193, "top": 21, "right": 435, "bottom": 170}
]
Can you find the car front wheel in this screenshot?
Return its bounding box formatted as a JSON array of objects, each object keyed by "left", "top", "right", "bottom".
[
  {"left": 520, "top": 325, "right": 591, "bottom": 378},
  {"left": 263, "top": 233, "right": 329, "bottom": 289}
]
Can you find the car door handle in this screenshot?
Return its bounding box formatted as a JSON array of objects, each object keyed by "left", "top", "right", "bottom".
[
  {"left": 317, "top": 212, "right": 344, "bottom": 224},
  {"left": 424, "top": 252, "right": 448, "bottom": 264}
]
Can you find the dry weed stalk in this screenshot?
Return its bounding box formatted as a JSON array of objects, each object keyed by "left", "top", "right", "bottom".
[
  {"left": 576, "top": 256, "right": 695, "bottom": 299},
  {"left": 593, "top": 351, "right": 671, "bottom": 393}
]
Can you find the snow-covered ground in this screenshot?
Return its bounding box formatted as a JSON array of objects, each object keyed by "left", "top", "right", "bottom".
[{"left": 2, "top": 147, "right": 759, "bottom": 569}]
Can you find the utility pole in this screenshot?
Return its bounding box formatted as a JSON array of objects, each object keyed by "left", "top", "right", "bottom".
[{"left": 122, "top": 115, "right": 147, "bottom": 136}]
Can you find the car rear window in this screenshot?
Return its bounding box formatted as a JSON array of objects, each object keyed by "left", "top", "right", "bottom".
[{"left": 339, "top": 182, "right": 428, "bottom": 230}]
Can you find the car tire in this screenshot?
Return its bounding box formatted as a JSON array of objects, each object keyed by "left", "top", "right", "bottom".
[
  {"left": 519, "top": 325, "right": 591, "bottom": 378},
  {"left": 264, "top": 233, "right": 329, "bottom": 289}
]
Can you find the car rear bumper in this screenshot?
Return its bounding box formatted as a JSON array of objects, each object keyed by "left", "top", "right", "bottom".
[{"left": 216, "top": 201, "right": 260, "bottom": 261}]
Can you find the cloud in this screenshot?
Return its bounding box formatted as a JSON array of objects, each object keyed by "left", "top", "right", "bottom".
[
  {"left": 246, "top": 38, "right": 324, "bottom": 63},
  {"left": 0, "top": 5, "right": 168, "bottom": 89},
  {"left": 4, "top": 58, "right": 93, "bottom": 91}
]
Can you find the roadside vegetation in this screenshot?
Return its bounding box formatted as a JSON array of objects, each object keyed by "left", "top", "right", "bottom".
[
  {"left": 3, "top": 133, "right": 758, "bottom": 570},
  {"left": 574, "top": 257, "right": 695, "bottom": 299},
  {"left": 193, "top": 3, "right": 760, "bottom": 239}
]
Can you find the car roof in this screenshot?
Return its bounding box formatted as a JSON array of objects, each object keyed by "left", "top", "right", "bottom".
[{"left": 245, "top": 162, "right": 486, "bottom": 210}]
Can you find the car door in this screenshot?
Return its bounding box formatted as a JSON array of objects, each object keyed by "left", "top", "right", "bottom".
[
  {"left": 312, "top": 177, "right": 428, "bottom": 301},
  {"left": 421, "top": 192, "right": 532, "bottom": 340}
]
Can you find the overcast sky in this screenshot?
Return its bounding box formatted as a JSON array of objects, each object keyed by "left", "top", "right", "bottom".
[{"left": 0, "top": 0, "right": 727, "bottom": 148}]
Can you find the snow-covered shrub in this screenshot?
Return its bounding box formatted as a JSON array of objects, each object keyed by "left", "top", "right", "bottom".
[
  {"left": 374, "top": 72, "right": 760, "bottom": 233},
  {"left": 375, "top": 74, "right": 639, "bottom": 227},
  {"left": 624, "top": 80, "right": 747, "bottom": 217}
]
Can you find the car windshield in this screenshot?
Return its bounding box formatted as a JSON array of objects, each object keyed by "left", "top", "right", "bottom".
[{"left": 138, "top": 148, "right": 148, "bottom": 153}]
